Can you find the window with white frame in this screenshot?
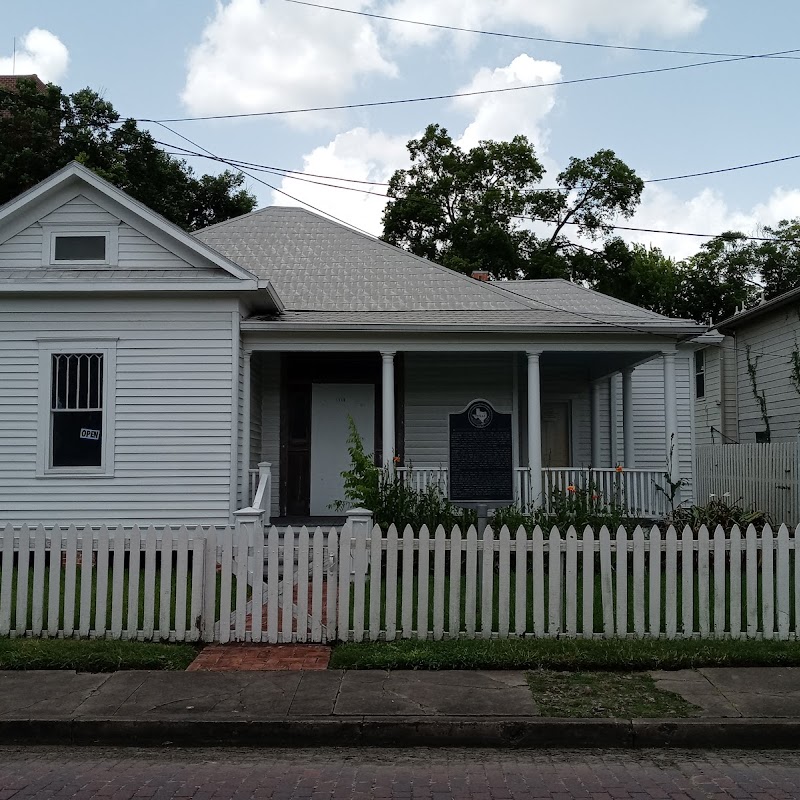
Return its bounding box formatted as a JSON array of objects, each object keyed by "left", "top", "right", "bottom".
[
  {"left": 42, "top": 226, "right": 118, "bottom": 266},
  {"left": 38, "top": 341, "right": 116, "bottom": 476},
  {"left": 694, "top": 349, "right": 705, "bottom": 399}
]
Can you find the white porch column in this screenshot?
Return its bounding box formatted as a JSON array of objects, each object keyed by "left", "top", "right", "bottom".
[
  {"left": 622, "top": 367, "right": 635, "bottom": 468},
  {"left": 527, "top": 351, "right": 543, "bottom": 507},
  {"left": 241, "top": 349, "right": 252, "bottom": 509},
  {"left": 591, "top": 379, "right": 603, "bottom": 466},
  {"left": 381, "top": 351, "right": 396, "bottom": 471},
  {"left": 663, "top": 350, "right": 680, "bottom": 501}
]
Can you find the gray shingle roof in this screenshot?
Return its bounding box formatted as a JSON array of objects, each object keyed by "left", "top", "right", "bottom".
[{"left": 196, "top": 206, "right": 704, "bottom": 334}]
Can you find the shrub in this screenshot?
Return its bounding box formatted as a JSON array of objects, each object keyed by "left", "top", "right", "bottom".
[{"left": 668, "top": 494, "right": 771, "bottom": 532}]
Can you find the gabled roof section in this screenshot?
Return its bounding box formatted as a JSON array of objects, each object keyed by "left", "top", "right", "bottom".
[
  {"left": 716, "top": 285, "right": 800, "bottom": 333},
  {"left": 194, "top": 206, "right": 532, "bottom": 312},
  {"left": 0, "top": 162, "right": 280, "bottom": 306}
]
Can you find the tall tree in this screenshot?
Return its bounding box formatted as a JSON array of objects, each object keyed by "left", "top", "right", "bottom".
[
  {"left": 0, "top": 79, "right": 256, "bottom": 230},
  {"left": 752, "top": 220, "right": 800, "bottom": 300},
  {"left": 382, "top": 124, "right": 645, "bottom": 281}
]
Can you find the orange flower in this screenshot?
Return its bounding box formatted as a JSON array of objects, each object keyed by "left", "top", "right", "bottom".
[
  {"left": 567, "top": 484, "right": 576, "bottom": 493},
  {"left": 591, "top": 494, "right": 600, "bottom": 501},
  {"left": 393, "top": 455, "right": 401, "bottom": 464},
  {"left": 615, "top": 464, "right": 624, "bottom": 473}
]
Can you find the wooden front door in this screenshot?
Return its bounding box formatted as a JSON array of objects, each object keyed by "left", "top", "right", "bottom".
[{"left": 542, "top": 402, "right": 570, "bottom": 467}]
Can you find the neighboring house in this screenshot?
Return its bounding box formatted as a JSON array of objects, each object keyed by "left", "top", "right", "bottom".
[
  {"left": 694, "top": 286, "right": 800, "bottom": 445},
  {"left": 0, "top": 163, "right": 705, "bottom": 526}
]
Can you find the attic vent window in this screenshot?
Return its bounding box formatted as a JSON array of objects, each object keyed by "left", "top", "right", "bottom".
[{"left": 53, "top": 234, "right": 107, "bottom": 261}]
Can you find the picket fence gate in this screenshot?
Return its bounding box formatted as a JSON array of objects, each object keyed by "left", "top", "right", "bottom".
[{"left": 2, "top": 521, "right": 800, "bottom": 643}]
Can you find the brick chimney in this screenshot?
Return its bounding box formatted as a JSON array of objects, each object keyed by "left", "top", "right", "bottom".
[{"left": 471, "top": 270, "right": 490, "bottom": 281}]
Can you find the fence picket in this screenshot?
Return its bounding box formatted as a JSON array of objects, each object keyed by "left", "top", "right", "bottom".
[
  {"left": 729, "top": 525, "right": 742, "bottom": 639},
  {"left": 514, "top": 527, "right": 527, "bottom": 637},
  {"left": 31, "top": 526, "right": 46, "bottom": 636},
  {"left": 449, "top": 526, "right": 463, "bottom": 638},
  {"left": 79, "top": 529, "right": 93, "bottom": 638},
  {"left": 615, "top": 527, "right": 628, "bottom": 637},
  {"left": 266, "top": 526, "right": 280, "bottom": 643},
  {"left": 681, "top": 527, "right": 694, "bottom": 638},
  {"left": 368, "top": 525, "right": 382, "bottom": 642},
  {"left": 0, "top": 525, "right": 12, "bottom": 636},
  {"left": 126, "top": 526, "right": 141, "bottom": 640},
  {"left": 776, "top": 525, "right": 790, "bottom": 640},
  {"left": 337, "top": 524, "right": 352, "bottom": 641},
  {"left": 532, "top": 526, "right": 545, "bottom": 637},
  {"left": 745, "top": 525, "right": 758, "bottom": 638},
  {"left": 190, "top": 531, "right": 205, "bottom": 642},
  {"left": 310, "top": 528, "right": 323, "bottom": 643},
  {"left": 384, "top": 525, "right": 398, "bottom": 640},
  {"left": 713, "top": 526, "right": 726, "bottom": 638},
  {"left": 565, "top": 527, "right": 578, "bottom": 637},
  {"left": 235, "top": 524, "right": 249, "bottom": 642},
  {"left": 325, "top": 529, "right": 338, "bottom": 642},
  {"left": 632, "top": 527, "right": 645, "bottom": 637},
  {"left": 110, "top": 530, "right": 125, "bottom": 640},
  {"left": 401, "top": 525, "right": 414, "bottom": 638},
  {"left": 351, "top": 525, "right": 366, "bottom": 643},
  {"left": 481, "top": 527, "right": 495, "bottom": 638},
  {"left": 465, "top": 526, "right": 479, "bottom": 637},
  {"left": 498, "top": 527, "right": 511, "bottom": 638},
  {"left": 697, "top": 526, "right": 710, "bottom": 638},
  {"left": 762, "top": 524, "right": 775, "bottom": 640},
  {"left": 158, "top": 528, "right": 173, "bottom": 641},
  {"left": 417, "top": 526, "right": 430, "bottom": 639},
  {"left": 548, "top": 527, "right": 562, "bottom": 636},
  {"left": 433, "top": 526, "right": 446, "bottom": 640},
  {"left": 795, "top": 525, "right": 800, "bottom": 638},
  {"left": 93, "top": 526, "right": 109, "bottom": 639},
  {"left": 665, "top": 526, "right": 678, "bottom": 639},
  {"left": 599, "top": 527, "right": 614, "bottom": 636},
  {"left": 295, "top": 526, "right": 309, "bottom": 643},
  {"left": 648, "top": 526, "right": 662, "bottom": 637},
  {"left": 173, "top": 528, "right": 189, "bottom": 642},
  {"left": 282, "top": 527, "right": 296, "bottom": 643},
  {"left": 46, "top": 528, "right": 63, "bottom": 637},
  {"left": 581, "top": 526, "right": 594, "bottom": 638},
  {"left": 142, "top": 531, "right": 157, "bottom": 641},
  {"left": 16, "top": 526, "right": 30, "bottom": 636}
]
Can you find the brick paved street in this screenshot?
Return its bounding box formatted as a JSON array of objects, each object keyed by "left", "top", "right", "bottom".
[{"left": 2, "top": 747, "right": 800, "bottom": 799}]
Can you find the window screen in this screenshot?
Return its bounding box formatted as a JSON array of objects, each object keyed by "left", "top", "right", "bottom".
[
  {"left": 53, "top": 235, "right": 106, "bottom": 261},
  {"left": 50, "top": 353, "right": 104, "bottom": 467}
]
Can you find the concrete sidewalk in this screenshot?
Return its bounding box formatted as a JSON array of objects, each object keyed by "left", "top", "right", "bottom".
[{"left": 1, "top": 668, "right": 800, "bottom": 748}]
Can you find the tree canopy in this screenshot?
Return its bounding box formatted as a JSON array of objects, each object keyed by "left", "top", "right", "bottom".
[
  {"left": 382, "top": 124, "right": 800, "bottom": 323},
  {"left": 0, "top": 78, "right": 256, "bottom": 231}
]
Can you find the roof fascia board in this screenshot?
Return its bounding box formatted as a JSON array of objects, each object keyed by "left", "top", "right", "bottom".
[
  {"left": 0, "top": 163, "right": 259, "bottom": 282},
  {"left": 717, "top": 288, "right": 800, "bottom": 332},
  {"left": 1, "top": 279, "right": 260, "bottom": 293}
]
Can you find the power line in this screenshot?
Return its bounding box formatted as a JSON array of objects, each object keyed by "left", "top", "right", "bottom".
[
  {"left": 645, "top": 153, "right": 800, "bottom": 183},
  {"left": 283, "top": 0, "right": 800, "bottom": 62},
  {"left": 140, "top": 48, "right": 800, "bottom": 123}
]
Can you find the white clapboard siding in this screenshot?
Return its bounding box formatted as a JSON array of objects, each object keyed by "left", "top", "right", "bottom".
[
  {"left": 0, "top": 299, "right": 238, "bottom": 524},
  {"left": 2, "top": 521, "right": 799, "bottom": 643},
  {"left": 695, "top": 442, "right": 800, "bottom": 525}
]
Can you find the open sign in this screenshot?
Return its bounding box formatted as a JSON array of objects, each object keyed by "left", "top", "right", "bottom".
[{"left": 80, "top": 428, "right": 100, "bottom": 441}]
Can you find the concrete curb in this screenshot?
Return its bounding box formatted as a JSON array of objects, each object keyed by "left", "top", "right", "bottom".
[{"left": 1, "top": 717, "right": 799, "bottom": 748}]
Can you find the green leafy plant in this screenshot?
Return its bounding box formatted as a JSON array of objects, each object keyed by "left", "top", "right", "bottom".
[
  {"left": 335, "top": 417, "right": 477, "bottom": 531},
  {"left": 669, "top": 494, "right": 770, "bottom": 532}
]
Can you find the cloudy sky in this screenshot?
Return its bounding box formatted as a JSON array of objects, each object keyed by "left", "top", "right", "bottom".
[{"left": 4, "top": 0, "right": 800, "bottom": 259}]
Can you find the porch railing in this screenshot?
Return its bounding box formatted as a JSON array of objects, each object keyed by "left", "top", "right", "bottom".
[
  {"left": 247, "top": 462, "right": 272, "bottom": 524},
  {"left": 399, "top": 465, "right": 669, "bottom": 519}
]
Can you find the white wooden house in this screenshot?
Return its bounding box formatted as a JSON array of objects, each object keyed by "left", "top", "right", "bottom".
[{"left": 0, "top": 163, "right": 705, "bottom": 526}]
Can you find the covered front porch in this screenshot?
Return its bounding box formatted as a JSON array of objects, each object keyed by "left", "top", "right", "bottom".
[{"left": 241, "top": 334, "right": 691, "bottom": 524}]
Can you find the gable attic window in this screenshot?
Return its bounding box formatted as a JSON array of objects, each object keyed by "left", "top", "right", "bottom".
[
  {"left": 37, "top": 340, "right": 117, "bottom": 477},
  {"left": 42, "top": 226, "right": 118, "bottom": 266}
]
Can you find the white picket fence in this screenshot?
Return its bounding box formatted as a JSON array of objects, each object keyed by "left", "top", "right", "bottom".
[
  {"left": 696, "top": 442, "right": 800, "bottom": 525},
  {"left": 2, "top": 521, "right": 800, "bottom": 642}
]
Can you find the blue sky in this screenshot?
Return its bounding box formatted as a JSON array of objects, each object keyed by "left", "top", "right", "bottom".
[{"left": 4, "top": 0, "right": 800, "bottom": 258}]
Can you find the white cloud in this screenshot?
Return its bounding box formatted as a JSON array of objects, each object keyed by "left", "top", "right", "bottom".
[
  {"left": 381, "top": 0, "right": 707, "bottom": 45},
  {"left": 182, "top": 0, "right": 396, "bottom": 124},
  {"left": 453, "top": 55, "right": 561, "bottom": 150},
  {"left": 271, "top": 127, "right": 410, "bottom": 235},
  {"left": 623, "top": 186, "right": 800, "bottom": 260},
  {"left": 0, "top": 29, "right": 69, "bottom": 83}
]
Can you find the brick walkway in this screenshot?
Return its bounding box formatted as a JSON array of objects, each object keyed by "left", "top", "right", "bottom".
[{"left": 186, "top": 643, "right": 331, "bottom": 671}]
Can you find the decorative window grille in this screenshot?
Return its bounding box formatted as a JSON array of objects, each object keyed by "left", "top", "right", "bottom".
[{"left": 50, "top": 353, "right": 104, "bottom": 468}]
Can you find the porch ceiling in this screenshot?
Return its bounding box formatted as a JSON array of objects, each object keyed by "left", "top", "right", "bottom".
[{"left": 541, "top": 350, "right": 661, "bottom": 380}]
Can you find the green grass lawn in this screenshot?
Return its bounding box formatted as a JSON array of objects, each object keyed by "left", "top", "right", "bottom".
[
  {"left": 0, "top": 637, "right": 199, "bottom": 671},
  {"left": 330, "top": 637, "right": 800, "bottom": 671}
]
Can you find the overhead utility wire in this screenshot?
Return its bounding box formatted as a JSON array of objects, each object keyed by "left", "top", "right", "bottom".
[
  {"left": 283, "top": 0, "right": 800, "bottom": 61},
  {"left": 154, "top": 132, "right": 795, "bottom": 356},
  {"left": 140, "top": 47, "right": 800, "bottom": 123}
]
